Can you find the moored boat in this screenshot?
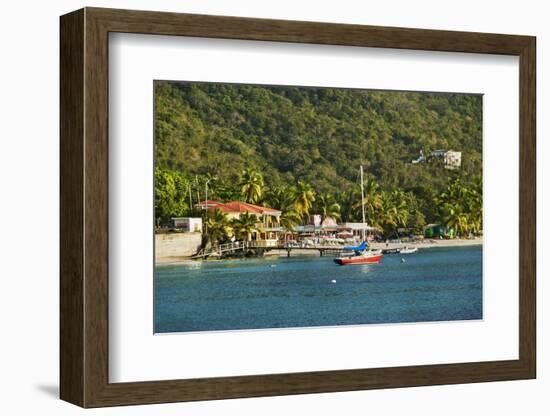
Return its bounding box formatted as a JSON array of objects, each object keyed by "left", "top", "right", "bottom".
[
  {"left": 334, "top": 250, "right": 383, "bottom": 265},
  {"left": 399, "top": 247, "right": 418, "bottom": 254},
  {"left": 334, "top": 165, "right": 383, "bottom": 266}
]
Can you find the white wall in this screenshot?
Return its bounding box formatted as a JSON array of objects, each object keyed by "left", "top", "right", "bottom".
[
  {"left": 156, "top": 232, "right": 202, "bottom": 260},
  {"left": 0, "top": 0, "right": 545, "bottom": 415}
]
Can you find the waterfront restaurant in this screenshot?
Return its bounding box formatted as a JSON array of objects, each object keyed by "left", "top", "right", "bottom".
[
  {"left": 341, "top": 222, "right": 381, "bottom": 241},
  {"left": 196, "top": 200, "right": 283, "bottom": 247},
  {"left": 293, "top": 215, "right": 353, "bottom": 244}
]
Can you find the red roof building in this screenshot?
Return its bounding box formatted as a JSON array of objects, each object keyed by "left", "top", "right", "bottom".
[
  {"left": 196, "top": 200, "right": 281, "bottom": 216},
  {"left": 196, "top": 200, "right": 282, "bottom": 245}
]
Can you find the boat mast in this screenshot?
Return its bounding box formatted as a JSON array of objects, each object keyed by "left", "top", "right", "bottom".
[{"left": 360, "top": 165, "right": 366, "bottom": 242}]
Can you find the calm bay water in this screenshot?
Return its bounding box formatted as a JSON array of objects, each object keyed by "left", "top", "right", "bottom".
[{"left": 154, "top": 245, "right": 482, "bottom": 333}]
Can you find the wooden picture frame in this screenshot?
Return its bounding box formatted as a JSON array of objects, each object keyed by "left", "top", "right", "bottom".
[{"left": 60, "top": 7, "right": 536, "bottom": 408}]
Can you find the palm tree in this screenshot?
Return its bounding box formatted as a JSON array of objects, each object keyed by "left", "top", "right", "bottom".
[
  {"left": 264, "top": 185, "right": 295, "bottom": 211},
  {"left": 378, "top": 190, "right": 409, "bottom": 237},
  {"left": 231, "top": 212, "right": 258, "bottom": 241},
  {"left": 442, "top": 203, "right": 469, "bottom": 237},
  {"left": 437, "top": 177, "right": 483, "bottom": 237},
  {"left": 379, "top": 191, "right": 397, "bottom": 236},
  {"left": 336, "top": 189, "right": 359, "bottom": 223},
  {"left": 352, "top": 179, "right": 383, "bottom": 228},
  {"left": 205, "top": 209, "right": 231, "bottom": 245},
  {"left": 467, "top": 190, "right": 483, "bottom": 235},
  {"left": 293, "top": 180, "right": 315, "bottom": 221},
  {"left": 279, "top": 209, "right": 301, "bottom": 232},
  {"left": 391, "top": 190, "right": 410, "bottom": 230},
  {"left": 238, "top": 168, "right": 264, "bottom": 203},
  {"left": 315, "top": 192, "right": 341, "bottom": 224},
  {"left": 465, "top": 176, "right": 483, "bottom": 235},
  {"left": 404, "top": 191, "right": 426, "bottom": 234},
  {"left": 263, "top": 185, "right": 302, "bottom": 233}
]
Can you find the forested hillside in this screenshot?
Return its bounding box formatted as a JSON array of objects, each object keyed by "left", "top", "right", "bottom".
[{"left": 154, "top": 81, "right": 483, "bottom": 236}]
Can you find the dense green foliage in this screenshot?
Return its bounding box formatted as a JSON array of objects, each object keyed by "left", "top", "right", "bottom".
[{"left": 155, "top": 81, "right": 483, "bottom": 237}]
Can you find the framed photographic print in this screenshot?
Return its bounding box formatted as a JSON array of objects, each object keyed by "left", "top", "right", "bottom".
[{"left": 60, "top": 7, "right": 536, "bottom": 408}]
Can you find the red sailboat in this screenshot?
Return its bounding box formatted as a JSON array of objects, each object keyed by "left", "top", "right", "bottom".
[
  {"left": 334, "top": 165, "right": 383, "bottom": 266},
  {"left": 334, "top": 249, "right": 383, "bottom": 265}
]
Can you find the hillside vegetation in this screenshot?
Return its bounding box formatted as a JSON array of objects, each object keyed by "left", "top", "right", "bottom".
[{"left": 154, "top": 81, "right": 482, "bottom": 237}]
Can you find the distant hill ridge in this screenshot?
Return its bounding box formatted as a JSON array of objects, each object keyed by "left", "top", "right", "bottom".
[{"left": 154, "top": 81, "right": 482, "bottom": 195}]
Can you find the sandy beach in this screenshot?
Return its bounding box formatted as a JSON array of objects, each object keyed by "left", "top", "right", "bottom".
[
  {"left": 369, "top": 237, "right": 483, "bottom": 251},
  {"left": 267, "top": 237, "right": 482, "bottom": 257}
]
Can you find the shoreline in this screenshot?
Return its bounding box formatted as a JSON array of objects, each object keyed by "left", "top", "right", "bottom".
[
  {"left": 156, "top": 237, "right": 482, "bottom": 266},
  {"left": 370, "top": 237, "right": 482, "bottom": 250}
]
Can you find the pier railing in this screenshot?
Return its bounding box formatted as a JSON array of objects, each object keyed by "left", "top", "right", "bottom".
[
  {"left": 191, "top": 241, "right": 247, "bottom": 258},
  {"left": 192, "top": 240, "right": 349, "bottom": 259}
]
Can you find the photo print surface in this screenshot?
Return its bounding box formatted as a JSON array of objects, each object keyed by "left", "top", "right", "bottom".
[{"left": 153, "top": 81, "right": 483, "bottom": 334}]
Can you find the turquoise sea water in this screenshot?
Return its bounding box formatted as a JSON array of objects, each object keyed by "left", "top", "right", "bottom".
[{"left": 154, "top": 245, "right": 482, "bottom": 333}]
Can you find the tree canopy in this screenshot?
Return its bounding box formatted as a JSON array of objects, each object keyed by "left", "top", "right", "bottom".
[{"left": 154, "top": 81, "right": 483, "bottom": 237}]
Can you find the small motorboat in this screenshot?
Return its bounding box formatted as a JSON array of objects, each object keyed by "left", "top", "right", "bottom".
[
  {"left": 383, "top": 248, "right": 400, "bottom": 254},
  {"left": 334, "top": 249, "right": 383, "bottom": 265},
  {"left": 399, "top": 247, "right": 418, "bottom": 254}
]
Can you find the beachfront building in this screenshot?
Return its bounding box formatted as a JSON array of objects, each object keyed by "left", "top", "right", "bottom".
[
  {"left": 294, "top": 224, "right": 353, "bottom": 244},
  {"left": 424, "top": 223, "right": 456, "bottom": 239},
  {"left": 171, "top": 217, "right": 203, "bottom": 233},
  {"left": 196, "top": 200, "right": 283, "bottom": 247},
  {"left": 291, "top": 215, "right": 346, "bottom": 244},
  {"left": 290, "top": 217, "right": 380, "bottom": 245},
  {"left": 342, "top": 222, "right": 380, "bottom": 241}
]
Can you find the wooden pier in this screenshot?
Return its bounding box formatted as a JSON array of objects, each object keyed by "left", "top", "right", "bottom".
[
  {"left": 285, "top": 247, "right": 346, "bottom": 257},
  {"left": 192, "top": 241, "right": 347, "bottom": 259},
  {"left": 191, "top": 241, "right": 249, "bottom": 258}
]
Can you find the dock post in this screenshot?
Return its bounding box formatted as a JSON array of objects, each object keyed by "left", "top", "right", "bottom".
[{"left": 287, "top": 248, "right": 291, "bottom": 257}]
